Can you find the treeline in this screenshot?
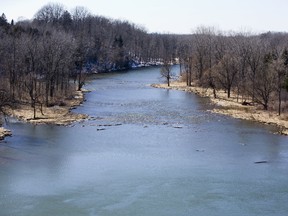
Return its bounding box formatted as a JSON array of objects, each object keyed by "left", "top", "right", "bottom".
[
  {"left": 179, "top": 27, "right": 288, "bottom": 115},
  {"left": 2, "top": 3, "right": 288, "bottom": 119},
  {"left": 0, "top": 3, "right": 177, "bottom": 115}
]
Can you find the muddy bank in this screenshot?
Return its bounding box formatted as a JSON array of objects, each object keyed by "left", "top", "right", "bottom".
[{"left": 152, "top": 82, "right": 288, "bottom": 135}]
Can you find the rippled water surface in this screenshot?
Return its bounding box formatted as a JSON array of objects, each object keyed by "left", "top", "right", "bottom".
[{"left": 1, "top": 66, "right": 288, "bottom": 216}]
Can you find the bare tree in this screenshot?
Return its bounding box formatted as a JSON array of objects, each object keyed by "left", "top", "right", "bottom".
[
  {"left": 215, "top": 49, "right": 239, "bottom": 98},
  {"left": 193, "top": 28, "right": 208, "bottom": 81},
  {"left": 247, "top": 38, "right": 263, "bottom": 103},
  {"left": 71, "top": 6, "right": 90, "bottom": 35},
  {"left": 233, "top": 33, "right": 250, "bottom": 102},
  {"left": 34, "top": 3, "right": 65, "bottom": 24},
  {"left": 0, "top": 89, "right": 12, "bottom": 115},
  {"left": 178, "top": 40, "right": 193, "bottom": 86},
  {"left": 161, "top": 60, "right": 174, "bottom": 87},
  {"left": 272, "top": 48, "right": 288, "bottom": 115},
  {"left": 196, "top": 27, "right": 218, "bottom": 97},
  {"left": 253, "top": 53, "right": 277, "bottom": 110},
  {"left": 39, "top": 29, "right": 75, "bottom": 105}
]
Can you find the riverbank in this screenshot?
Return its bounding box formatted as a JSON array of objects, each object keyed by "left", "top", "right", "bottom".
[
  {"left": 10, "top": 90, "right": 88, "bottom": 125},
  {"left": 0, "top": 127, "right": 12, "bottom": 140},
  {"left": 0, "top": 90, "right": 88, "bottom": 140},
  {"left": 152, "top": 81, "right": 288, "bottom": 135}
]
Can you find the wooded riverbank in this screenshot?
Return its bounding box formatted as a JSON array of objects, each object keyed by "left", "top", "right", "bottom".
[
  {"left": 152, "top": 82, "right": 288, "bottom": 135},
  {"left": 0, "top": 89, "right": 87, "bottom": 140}
]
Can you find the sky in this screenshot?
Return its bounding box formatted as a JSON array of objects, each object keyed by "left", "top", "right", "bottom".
[{"left": 1, "top": 0, "right": 288, "bottom": 34}]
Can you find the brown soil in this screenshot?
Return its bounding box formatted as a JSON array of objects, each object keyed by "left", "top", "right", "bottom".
[{"left": 152, "top": 81, "right": 288, "bottom": 135}]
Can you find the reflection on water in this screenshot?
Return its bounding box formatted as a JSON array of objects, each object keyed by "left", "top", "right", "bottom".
[{"left": 1, "top": 66, "right": 288, "bottom": 216}]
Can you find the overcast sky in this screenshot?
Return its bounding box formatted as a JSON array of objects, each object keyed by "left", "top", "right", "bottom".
[{"left": 1, "top": 0, "right": 288, "bottom": 34}]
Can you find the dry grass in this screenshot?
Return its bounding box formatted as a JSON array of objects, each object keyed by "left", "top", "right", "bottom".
[
  {"left": 152, "top": 81, "right": 288, "bottom": 135},
  {"left": 1, "top": 89, "right": 88, "bottom": 140},
  {"left": 5, "top": 90, "right": 88, "bottom": 126},
  {"left": 0, "top": 127, "right": 11, "bottom": 140}
]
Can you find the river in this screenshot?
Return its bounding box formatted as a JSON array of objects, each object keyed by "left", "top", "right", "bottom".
[{"left": 0, "top": 66, "right": 287, "bottom": 216}]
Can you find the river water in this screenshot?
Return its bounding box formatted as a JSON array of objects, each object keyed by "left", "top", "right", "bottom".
[{"left": 0, "top": 66, "right": 287, "bottom": 216}]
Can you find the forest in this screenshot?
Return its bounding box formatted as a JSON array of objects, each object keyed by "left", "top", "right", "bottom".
[
  {"left": 178, "top": 27, "right": 288, "bottom": 115},
  {"left": 1, "top": 3, "right": 288, "bottom": 120},
  {"left": 0, "top": 3, "right": 177, "bottom": 116}
]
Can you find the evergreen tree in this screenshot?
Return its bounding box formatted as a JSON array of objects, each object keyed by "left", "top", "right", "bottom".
[{"left": 0, "top": 13, "right": 9, "bottom": 28}]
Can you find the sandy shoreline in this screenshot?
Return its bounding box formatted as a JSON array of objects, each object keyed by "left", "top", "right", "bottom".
[
  {"left": 152, "top": 82, "right": 288, "bottom": 135},
  {"left": 0, "top": 90, "right": 88, "bottom": 140}
]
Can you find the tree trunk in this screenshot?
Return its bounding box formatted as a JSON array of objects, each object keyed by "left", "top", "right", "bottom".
[
  {"left": 188, "top": 63, "right": 192, "bottom": 87},
  {"left": 33, "top": 101, "right": 36, "bottom": 119},
  {"left": 78, "top": 69, "right": 82, "bottom": 91},
  {"left": 186, "top": 70, "right": 189, "bottom": 86},
  {"left": 278, "top": 89, "right": 282, "bottom": 116},
  {"left": 227, "top": 87, "right": 231, "bottom": 98},
  {"left": 45, "top": 82, "right": 50, "bottom": 106},
  {"left": 213, "top": 88, "right": 217, "bottom": 99}
]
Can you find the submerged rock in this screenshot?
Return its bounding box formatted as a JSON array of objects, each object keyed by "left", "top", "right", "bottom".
[
  {"left": 97, "top": 128, "right": 106, "bottom": 131},
  {"left": 254, "top": 160, "right": 268, "bottom": 164},
  {"left": 196, "top": 149, "right": 205, "bottom": 152},
  {"left": 173, "top": 125, "right": 183, "bottom": 129}
]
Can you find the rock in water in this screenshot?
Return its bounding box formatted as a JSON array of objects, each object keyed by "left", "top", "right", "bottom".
[{"left": 254, "top": 160, "right": 268, "bottom": 164}]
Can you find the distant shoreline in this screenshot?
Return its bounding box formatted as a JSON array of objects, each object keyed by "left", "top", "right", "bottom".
[{"left": 152, "top": 82, "right": 288, "bottom": 136}]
